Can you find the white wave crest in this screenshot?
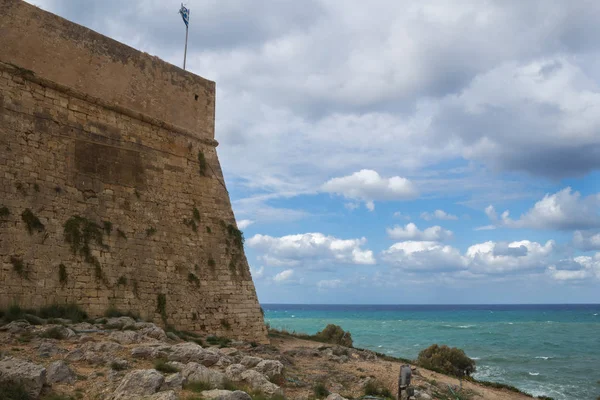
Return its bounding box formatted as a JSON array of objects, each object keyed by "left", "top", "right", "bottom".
[
  {"left": 528, "top": 372, "right": 540, "bottom": 376},
  {"left": 535, "top": 356, "right": 552, "bottom": 360}
]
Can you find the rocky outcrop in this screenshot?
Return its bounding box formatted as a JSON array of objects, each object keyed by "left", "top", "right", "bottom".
[
  {"left": 254, "top": 359, "right": 284, "bottom": 380},
  {"left": 200, "top": 389, "right": 252, "bottom": 400},
  {"left": 46, "top": 360, "right": 76, "bottom": 384},
  {"left": 0, "top": 357, "right": 46, "bottom": 398},
  {"left": 240, "top": 370, "right": 283, "bottom": 396},
  {"left": 182, "top": 362, "right": 226, "bottom": 388},
  {"left": 111, "top": 369, "right": 165, "bottom": 400}
]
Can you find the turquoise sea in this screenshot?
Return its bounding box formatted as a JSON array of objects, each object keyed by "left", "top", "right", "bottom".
[{"left": 263, "top": 304, "right": 600, "bottom": 400}]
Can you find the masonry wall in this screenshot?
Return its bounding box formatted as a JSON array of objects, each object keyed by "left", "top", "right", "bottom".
[{"left": 0, "top": 0, "right": 268, "bottom": 343}]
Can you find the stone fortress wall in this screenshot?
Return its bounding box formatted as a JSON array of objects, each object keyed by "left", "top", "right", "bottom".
[{"left": 0, "top": 0, "right": 268, "bottom": 343}]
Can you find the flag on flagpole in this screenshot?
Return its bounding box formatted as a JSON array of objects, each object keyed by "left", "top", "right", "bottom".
[{"left": 179, "top": 3, "right": 190, "bottom": 27}]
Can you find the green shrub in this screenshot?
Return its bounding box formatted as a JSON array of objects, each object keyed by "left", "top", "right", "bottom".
[
  {"left": 110, "top": 361, "right": 127, "bottom": 371},
  {"left": 206, "top": 335, "right": 231, "bottom": 348},
  {"left": 0, "top": 206, "right": 9, "bottom": 218},
  {"left": 193, "top": 207, "right": 201, "bottom": 221},
  {"left": 21, "top": 209, "right": 45, "bottom": 234},
  {"left": 104, "top": 307, "right": 139, "bottom": 320},
  {"left": 417, "top": 344, "right": 476, "bottom": 377},
  {"left": 315, "top": 324, "right": 353, "bottom": 347},
  {"left": 364, "top": 379, "right": 392, "bottom": 398},
  {"left": 184, "top": 381, "right": 213, "bottom": 392},
  {"left": 154, "top": 359, "right": 180, "bottom": 373},
  {"left": 103, "top": 221, "right": 113, "bottom": 235},
  {"left": 313, "top": 382, "right": 329, "bottom": 398},
  {"left": 38, "top": 304, "right": 88, "bottom": 322},
  {"left": 0, "top": 381, "right": 30, "bottom": 400}
]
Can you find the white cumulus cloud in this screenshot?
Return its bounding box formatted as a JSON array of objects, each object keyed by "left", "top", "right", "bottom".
[
  {"left": 237, "top": 219, "right": 255, "bottom": 229},
  {"left": 273, "top": 269, "right": 294, "bottom": 283},
  {"left": 317, "top": 279, "right": 343, "bottom": 289},
  {"left": 322, "top": 169, "right": 417, "bottom": 211},
  {"left": 573, "top": 231, "right": 600, "bottom": 251},
  {"left": 547, "top": 254, "right": 600, "bottom": 281},
  {"left": 386, "top": 223, "right": 453, "bottom": 242},
  {"left": 247, "top": 232, "right": 376, "bottom": 267},
  {"left": 382, "top": 241, "right": 465, "bottom": 271},
  {"left": 485, "top": 188, "right": 600, "bottom": 230}
]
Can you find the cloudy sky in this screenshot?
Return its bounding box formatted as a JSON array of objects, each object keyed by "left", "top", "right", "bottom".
[{"left": 28, "top": 0, "right": 600, "bottom": 304}]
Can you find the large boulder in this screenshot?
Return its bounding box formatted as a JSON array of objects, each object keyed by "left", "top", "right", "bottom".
[
  {"left": 201, "top": 389, "right": 252, "bottom": 400},
  {"left": 253, "top": 360, "right": 284, "bottom": 381},
  {"left": 182, "top": 362, "right": 226, "bottom": 389},
  {"left": 138, "top": 324, "right": 168, "bottom": 342},
  {"left": 46, "top": 360, "right": 76, "bottom": 384},
  {"left": 111, "top": 369, "right": 164, "bottom": 400},
  {"left": 131, "top": 344, "right": 171, "bottom": 359},
  {"left": 168, "top": 343, "right": 220, "bottom": 366},
  {"left": 239, "top": 356, "right": 262, "bottom": 368},
  {"left": 104, "top": 317, "right": 137, "bottom": 330},
  {"left": 225, "top": 364, "right": 247, "bottom": 381},
  {"left": 0, "top": 357, "right": 46, "bottom": 398},
  {"left": 0, "top": 321, "right": 32, "bottom": 334},
  {"left": 38, "top": 341, "right": 67, "bottom": 358},
  {"left": 240, "top": 370, "right": 283, "bottom": 396},
  {"left": 160, "top": 372, "right": 185, "bottom": 391}
]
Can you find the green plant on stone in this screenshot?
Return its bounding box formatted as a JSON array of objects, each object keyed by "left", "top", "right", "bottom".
[
  {"left": 157, "top": 293, "right": 167, "bottom": 322},
  {"left": 187, "top": 272, "right": 200, "bottom": 286},
  {"left": 132, "top": 280, "right": 139, "bottom": 298},
  {"left": 226, "top": 224, "right": 244, "bottom": 250},
  {"left": 10, "top": 256, "right": 28, "bottom": 279},
  {"left": 33, "top": 183, "right": 40, "bottom": 192},
  {"left": 206, "top": 226, "right": 211, "bottom": 234},
  {"left": 15, "top": 182, "right": 27, "bottom": 196},
  {"left": 117, "top": 276, "right": 127, "bottom": 286},
  {"left": 185, "top": 381, "right": 213, "bottom": 392},
  {"left": 146, "top": 226, "right": 156, "bottom": 237},
  {"left": 221, "top": 319, "right": 231, "bottom": 330},
  {"left": 110, "top": 361, "right": 127, "bottom": 371},
  {"left": 193, "top": 207, "right": 201, "bottom": 221},
  {"left": 21, "top": 208, "right": 45, "bottom": 234},
  {"left": 207, "top": 257, "right": 216, "bottom": 272},
  {"left": 154, "top": 359, "right": 179, "bottom": 373},
  {"left": 134, "top": 189, "right": 141, "bottom": 199},
  {"left": 103, "top": 221, "right": 112, "bottom": 235},
  {"left": 58, "top": 264, "right": 68, "bottom": 285},
  {"left": 197, "top": 150, "right": 207, "bottom": 176},
  {"left": 0, "top": 206, "right": 9, "bottom": 218},
  {"left": 184, "top": 218, "right": 198, "bottom": 232}
]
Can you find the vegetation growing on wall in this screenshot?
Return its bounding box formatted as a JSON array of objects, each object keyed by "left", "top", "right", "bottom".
[
  {"left": 157, "top": 293, "right": 167, "bottom": 323},
  {"left": 193, "top": 207, "right": 201, "bottom": 221},
  {"left": 58, "top": 264, "right": 67, "bottom": 285},
  {"left": 117, "top": 276, "right": 127, "bottom": 286},
  {"left": 187, "top": 272, "right": 200, "bottom": 286},
  {"left": 146, "top": 226, "right": 157, "bottom": 237},
  {"left": 103, "top": 221, "right": 112, "bottom": 235},
  {"left": 198, "top": 150, "right": 207, "bottom": 176},
  {"left": 10, "top": 256, "right": 28, "bottom": 279},
  {"left": 63, "top": 215, "right": 108, "bottom": 282},
  {"left": 116, "top": 229, "right": 127, "bottom": 240},
  {"left": 21, "top": 208, "right": 45, "bottom": 234},
  {"left": 0, "top": 206, "right": 9, "bottom": 218}
]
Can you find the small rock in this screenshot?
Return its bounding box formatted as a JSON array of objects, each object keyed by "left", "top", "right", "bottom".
[
  {"left": 47, "top": 360, "right": 76, "bottom": 384},
  {"left": 0, "top": 321, "right": 32, "bottom": 334},
  {"left": 414, "top": 390, "right": 432, "bottom": 400},
  {"left": 105, "top": 317, "right": 137, "bottom": 330},
  {"left": 240, "top": 370, "right": 282, "bottom": 396},
  {"left": 326, "top": 394, "right": 348, "bottom": 400},
  {"left": 38, "top": 341, "right": 66, "bottom": 358},
  {"left": 0, "top": 357, "right": 46, "bottom": 398},
  {"left": 139, "top": 325, "right": 167, "bottom": 341},
  {"left": 71, "top": 322, "right": 95, "bottom": 332},
  {"left": 168, "top": 343, "right": 220, "bottom": 366},
  {"left": 40, "top": 325, "right": 76, "bottom": 340},
  {"left": 110, "top": 330, "right": 142, "bottom": 344},
  {"left": 160, "top": 372, "right": 184, "bottom": 391},
  {"left": 239, "top": 356, "right": 262, "bottom": 368},
  {"left": 111, "top": 369, "right": 164, "bottom": 400},
  {"left": 253, "top": 360, "right": 284, "bottom": 380}
]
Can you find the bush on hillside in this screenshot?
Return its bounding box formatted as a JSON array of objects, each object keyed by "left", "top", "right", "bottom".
[
  {"left": 315, "top": 324, "right": 353, "bottom": 347},
  {"left": 416, "top": 344, "right": 476, "bottom": 377}
]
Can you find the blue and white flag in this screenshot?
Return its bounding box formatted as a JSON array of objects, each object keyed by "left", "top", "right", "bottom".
[{"left": 179, "top": 3, "right": 190, "bottom": 27}]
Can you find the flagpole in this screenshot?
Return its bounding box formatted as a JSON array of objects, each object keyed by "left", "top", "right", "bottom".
[
  {"left": 183, "top": 24, "right": 188, "bottom": 70},
  {"left": 183, "top": 8, "right": 189, "bottom": 70}
]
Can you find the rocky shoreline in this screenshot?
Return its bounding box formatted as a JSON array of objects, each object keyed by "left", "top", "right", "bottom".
[{"left": 0, "top": 314, "right": 549, "bottom": 400}]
